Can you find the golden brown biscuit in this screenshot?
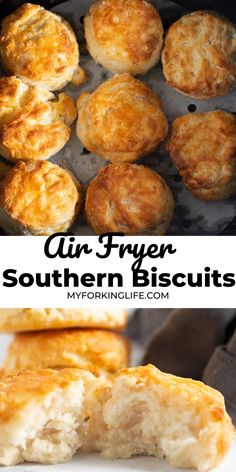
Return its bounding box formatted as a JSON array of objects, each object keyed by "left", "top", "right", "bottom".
[
  {"left": 84, "top": 364, "right": 234, "bottom": 471},
  {"left": 0, "top": 160, "right": 82, "bottom": 235},
  {"left": 168, "top": 110, "right": 236, "bottom": 200},
  {"left": 0, "top": 368, "right": 96, "bottom": 465},
  {"left": 0, "top": 308, "right": 128, "bottom": 332},
  {"left": 0, "top": 365, "right": 233, "bottom": 468},
  {"left": 76, "top": 73, "right": 168, "bottom": 163},
  {"left": 3, "top": 329, "right": 129, "bottom": 377},
  {"left": 162, "top": 11, "right": 236, "bottom": 98},
  {"left": 85, "top": 163, "right": 175, "bottom": 235},
  {"left": 0, "top": 3, "right": 79, "bottom": 91},
  {"left": 0, "top": 76, "right": 76, "bottom": 162},
  {"left": 84, "top": 0, "right": 163, "bottom": 75}
]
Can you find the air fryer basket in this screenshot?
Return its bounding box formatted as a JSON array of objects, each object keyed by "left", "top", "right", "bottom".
[{"left": 0, "top": 0, "right": 235, "bottom": 235}]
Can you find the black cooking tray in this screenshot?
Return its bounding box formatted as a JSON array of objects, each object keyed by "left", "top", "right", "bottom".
[
  {"left": 0, "top": 0, "right": 235, "bottom": 20},
  {"left": 0, "top": 0, "right": 235, "bottom": 235}
]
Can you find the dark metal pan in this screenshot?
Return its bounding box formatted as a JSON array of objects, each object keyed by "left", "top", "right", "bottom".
[{"left": 0, "top": 0, "right": 235, "bottom": 20}]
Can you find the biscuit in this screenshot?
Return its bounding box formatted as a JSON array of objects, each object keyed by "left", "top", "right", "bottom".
[
  {"left": 0, "top": 365, "right": 233, "bottom": 468},
  {"left": 0, "top": 76, "right": 76, "bottom": 162},
  {"left": 86, "top": 365, "right": 234, "bottom": 471},
  {"left": 0, "top": 368, "right": 96, "bottom": 466},
  {"left": 3, "top": 329, "right": 129, "bottom": 377},
  {"left": 84, "top": 0, "right": 163, "bottom": 75},
  {"left": 76, "top": 73, "right": 168, "bottom": 163},
  {"left": 168, "top": 110, "right": 236, "bottom": 200},
  {"left": 0, "top": 160, "right": 82, "bottom": 235},
  {"left": 85, "top": 163, "right": 175, "bottom": 235},
  {"left": 0, "top": 3, "right": 79, "bottom": 91},
  {"left": 162, "top": 11, "right": 236, "bottom": 98},
  {"left": 0, "top": 308, "right": 128, "bottom": 332}
]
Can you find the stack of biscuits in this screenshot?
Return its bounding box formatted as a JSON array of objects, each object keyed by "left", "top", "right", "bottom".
[{"left": 0, "top": 308, "right": 129, "bottom": 377}]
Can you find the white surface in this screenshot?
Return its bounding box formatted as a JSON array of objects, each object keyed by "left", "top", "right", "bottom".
[{"left": 3, "top": 442, "right": 236, "bottom": 472}]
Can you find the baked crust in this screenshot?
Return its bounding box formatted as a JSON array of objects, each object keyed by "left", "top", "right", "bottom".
[
  {"left": 162, "top": 10, "right": 236, "bottom": 98},
  {"left": 84, "top": 0, "right": 163, "bottom": 75},
  {"left": 0, "top": 368, "right": 93, "bottom": 424},
  {"left": 3, "top": 329, "right": 129, "bottom": 377},
  {"left": 85, "top": 163, "right": 175, "bottom": 235},
  {"left": 0, "top": 365, "right": 233, "bottom": 470},
  {"left": 0, "top": 308, "right": 128, "bottom": 332},
  {"left": 76, "top": 73, "right": 168, "bottom": 163},
  {"left": 0, "top": 76, "right": 76, "bottom": 162},
  {"left": 111, "top": 365, "right": 234, "bottom": 469},
  {"left": 0, "top": 160, "right": 82, "bottom": 235},
  {"left": 168, "top": 110, "right": 236, "bottom": 200},
  {"left": 0, "top": 3, "right": 79, "bottom": 90},
  {"left": 120, "top": 364, "right": 227, "bottom": 403}
]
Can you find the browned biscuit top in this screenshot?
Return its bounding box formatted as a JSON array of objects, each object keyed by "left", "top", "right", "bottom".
[
  {"left": 162, "top": 10, "right": 236, "bottom": 98},
  {"left": 85, "top": 163, "right": 175, "bottom": 235},
  {"left": 3, "top": 329, "right": 130, "bottom": 376},
  {"left": 0, "top": 160, "right": 81, "bottom": 233},
  {"left": 0, "top": 368, "right": 93, "bottom": 424},
  {"left": 168, "top": 110, "right": 236, "bottom": 200},
  {"left": 0, "top": 308, "right": 128, "bottom": 332},
  {"left": 0, "top": 76, "right": 76, "bottom": 161},
  {"left": 77, "top": 73, "right": 168, "bottom": 163},
  {"left": 84, "top": 0, "right": 163, "bottom": 74},
  {"left": 0, "top": 3, "right": 79, "bottom": 90}
]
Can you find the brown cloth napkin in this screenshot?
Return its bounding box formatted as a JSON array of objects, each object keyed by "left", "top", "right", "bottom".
[
  {"left": 203, "top": 328, "right": 236, "bottom": 424},
  {"left": 130, "top": 309, "right": 236, "bottom": 423}
]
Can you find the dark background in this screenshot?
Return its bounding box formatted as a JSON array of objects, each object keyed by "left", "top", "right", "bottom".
[
  {"left": 0, "top": 0, "right": 235, "bottom": 235},
  {"left": 0, "top": 0, "right": 235, "bottom": 21}
]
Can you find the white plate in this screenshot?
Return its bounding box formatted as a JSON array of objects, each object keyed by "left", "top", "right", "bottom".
[{"left": 3, "top": 441, "right": 236, "bottom": 472}]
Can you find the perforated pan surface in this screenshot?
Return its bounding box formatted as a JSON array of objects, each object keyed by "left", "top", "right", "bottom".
[{"left": 0, "top": 0, "right": 235, "bottom": 235}]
